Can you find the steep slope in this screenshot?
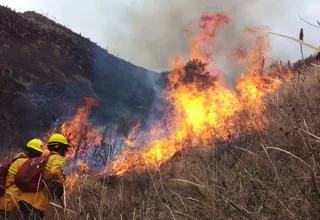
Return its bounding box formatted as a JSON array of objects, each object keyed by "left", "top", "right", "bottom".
[
  {"left": 49, "top": 61, "right": 320, "bottom": 220},
  {"left": 0, "top": 6, "right": 159, "bottom": 149}
]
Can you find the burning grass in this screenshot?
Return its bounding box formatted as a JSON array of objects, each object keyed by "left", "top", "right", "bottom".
[
  {"left": 101, "top": 17, "right": 294, "bottom": 177},
  {"left": 47, "top": 66, "right": 320, "bottom": 219},
  {"left": 44, "top": 12, "right": 320, "bottom": 219}
]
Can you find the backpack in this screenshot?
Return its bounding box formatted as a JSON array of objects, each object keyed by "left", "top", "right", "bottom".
[
  {"left": 15, "top": 153, "right": 52, "bottom": 192},
  {"left": 0, "top": 155, "right": 24, "bottom": 196}
]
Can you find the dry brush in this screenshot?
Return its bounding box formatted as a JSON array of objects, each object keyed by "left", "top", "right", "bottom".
[{"left": 47, "top": 65, "right": 320, "bottom": 219}]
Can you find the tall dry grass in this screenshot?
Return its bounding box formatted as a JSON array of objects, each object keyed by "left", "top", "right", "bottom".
[{"left": 47, "top": 65, "right": 320, "bottom": 220}]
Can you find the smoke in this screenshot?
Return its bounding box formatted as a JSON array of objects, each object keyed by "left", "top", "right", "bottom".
[
  {"left": 103, "top": 0, "right": 312, "bottom": 73},
  {"left": 3, "top": 0, "right": 319, "bottom": 73},
  {"left": 100, "top": 0, "right": 309, "bottom": 130}
]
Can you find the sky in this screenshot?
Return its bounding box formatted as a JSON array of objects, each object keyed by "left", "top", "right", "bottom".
[{"left": 1, "top": 0, "right": 320, "bottom": 72}]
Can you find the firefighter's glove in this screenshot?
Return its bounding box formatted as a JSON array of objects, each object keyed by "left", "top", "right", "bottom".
[{"left": 55, "top": 186, "right": 64, "bottom": 199}]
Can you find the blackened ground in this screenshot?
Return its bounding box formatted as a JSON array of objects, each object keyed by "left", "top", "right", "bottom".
[{"left": 0, "top": 6, "right": 160, "bottom": 150}]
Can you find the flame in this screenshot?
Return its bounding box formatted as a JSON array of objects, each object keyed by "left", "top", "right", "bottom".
[
  {"left": 124, "top": 121, "right": 142, "bottom": 147},
  {"left": 106, "top": 13, "right": 293, "bottom": 176},
  {"left": 191, "top": 14, "right": 230, "bottom": 63},
  {"left": 78, "top": 160, "right": 89, "bottom": 172},
  {"left": 65, "top": 173, "right": 79, "bottom": 195},
  {"left": 50, "top": 13, "right": 294, "bottom": 182},
  {"left": 60, "top": 97, "right": 101, "bottom": 160},
  {"left": 43, "top": 97, "right": 102, "bottom": 189}
]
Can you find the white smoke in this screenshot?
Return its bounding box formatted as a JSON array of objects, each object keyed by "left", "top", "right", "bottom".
[
  {"left": 102, "top": 0, "right": 319, "bottom": 72},
  {"left": 2, "top": 0, "right": 320, "bottom": 72}
]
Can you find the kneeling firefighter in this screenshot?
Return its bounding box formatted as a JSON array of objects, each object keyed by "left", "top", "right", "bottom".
[
  {"left": 15, "top": 133, "right": 69, "bottom": 220},
  {"left": 0, "top": 139, "right": 44, "bottom": 217}
]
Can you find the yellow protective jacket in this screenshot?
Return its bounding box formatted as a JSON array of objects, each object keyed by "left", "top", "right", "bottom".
[
  {"left": 0, "top": 152, "right": 28, "bottom": 211},
  {"left": 19, "top": 151, "right": 66, "bottom": 211}
]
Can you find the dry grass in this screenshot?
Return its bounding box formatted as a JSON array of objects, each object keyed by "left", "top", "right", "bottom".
[{"left": 47, "top": 66, "right": 320, "bottom": 220}]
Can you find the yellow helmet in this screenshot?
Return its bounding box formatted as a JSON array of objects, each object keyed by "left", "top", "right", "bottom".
[
  {"left": 26, "top": 139, "right": 44, "bottom": 153},
  {"left": 47, "top": 133, "right": 69, "bottom": 146}
]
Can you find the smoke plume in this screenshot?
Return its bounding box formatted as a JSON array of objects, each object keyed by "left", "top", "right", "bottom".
[{"left": 103, "top": 0, "right": 308, "bottom": 73}]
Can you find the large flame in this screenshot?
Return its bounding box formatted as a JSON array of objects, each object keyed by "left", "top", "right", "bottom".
[
  {"left": 106, "top": 14, "right": 293, "bottom": 176},
  {"left": 54, "top": 13, "right": 294, "bottom": 181}
]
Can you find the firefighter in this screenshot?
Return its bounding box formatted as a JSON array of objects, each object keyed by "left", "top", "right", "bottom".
[
  {"left": 18, "top": 133, "right": 69, "bottom": 220},
  {"left": 0, "top": 139, "right": 44, "bottom": 217}
]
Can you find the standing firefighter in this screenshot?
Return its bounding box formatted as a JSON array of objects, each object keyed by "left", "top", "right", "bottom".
[
  {"left": 0, "top": 139, "right": 44, "bottom": 217},
  {"left": 16, "top": 133, "right": 69, "bottom": 220}
]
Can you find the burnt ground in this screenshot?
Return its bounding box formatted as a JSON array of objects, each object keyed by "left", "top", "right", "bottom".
[{"left": 0, "top": 6, "right": 160, "bottom": 151}]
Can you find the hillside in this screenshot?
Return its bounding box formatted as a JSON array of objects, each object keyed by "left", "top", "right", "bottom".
[
  {"left": 43, "top": 13, "right": 320, "bottom": 218},
  {"left": 48, "top": 61, "right": 320, "bottom": 220},
  {"left": 2, "top": 6, "right": 320, "bottom": 220},
  {"left": 0, "top": 6, "right": 159, "bottom": 150}
]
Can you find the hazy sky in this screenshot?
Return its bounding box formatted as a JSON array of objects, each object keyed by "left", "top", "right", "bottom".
[{"left": 1, "top": 0, "right": 320, "bottom": 72}]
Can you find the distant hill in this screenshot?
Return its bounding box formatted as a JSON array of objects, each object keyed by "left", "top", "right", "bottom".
[{"left": 0, "top": 6, "right": 160, "bottom": 150}]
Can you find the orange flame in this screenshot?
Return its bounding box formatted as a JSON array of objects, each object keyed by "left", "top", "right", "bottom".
[
  {"left": 51, "top": 13, "right": 294, "bottom": 182},
  {"left": 78, "top": 160, "right": 89, "bottom": 172},
  {"left": 65, "top": 173, "right": 79, "bottom": 195},
  {"left": 60, "top": 97, "right": 101, "bottom": 160},
  {"left": 124, "top": 121, "right": 142, "bottom": 147},
  {"left": 106, "top": 13, "right": 293, "bottom": 176},
  {"left": 190, "top": 14, "right": 230, "bottom": 63}
]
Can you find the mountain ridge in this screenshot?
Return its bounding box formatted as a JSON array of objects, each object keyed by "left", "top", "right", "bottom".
[{"left": 0, "top": 5, "right": 160, "bottom": 151}]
